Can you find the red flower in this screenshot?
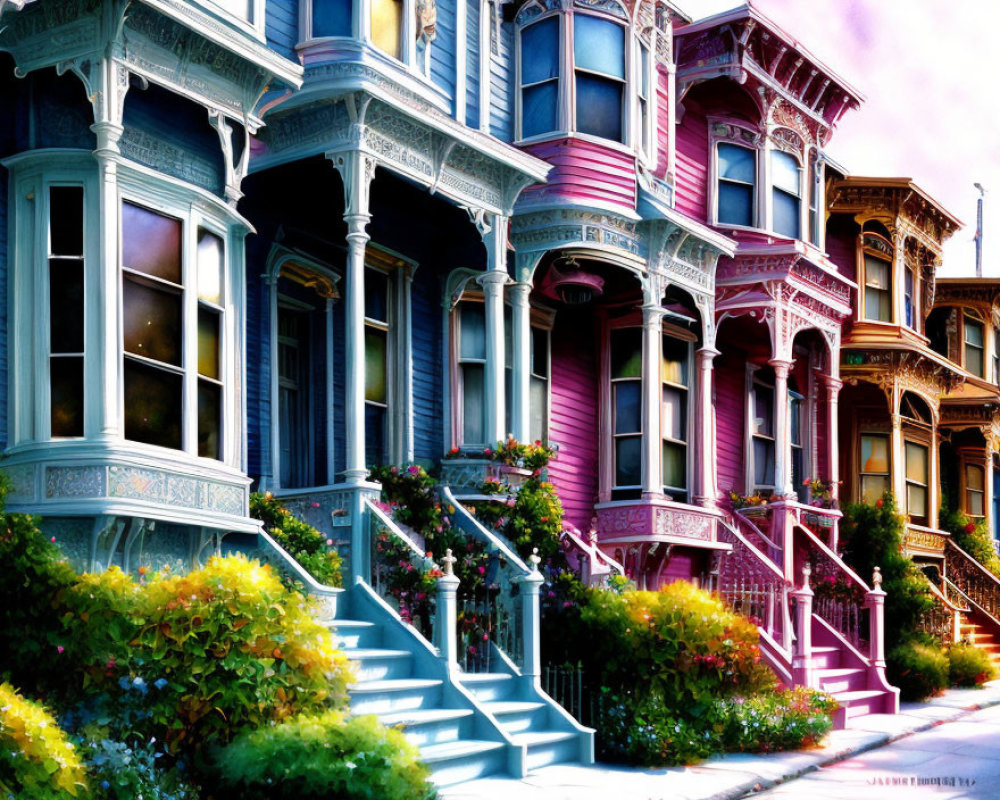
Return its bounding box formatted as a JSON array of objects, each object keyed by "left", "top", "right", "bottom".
[
  {"left": 876, "top": 498, "right": 884, "bottom": 508},
  {"left": 965, "top": 522, "right": 977, "bottom": 534}
]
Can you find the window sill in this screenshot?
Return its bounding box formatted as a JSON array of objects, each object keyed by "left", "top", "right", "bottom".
[{"left": 515, "top": 130, "right": 638, "bottom": 159}]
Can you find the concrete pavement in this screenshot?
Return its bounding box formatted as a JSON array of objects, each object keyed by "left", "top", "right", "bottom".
[{"left": 439, "top": 681, "right": 1000, "bottom": 800}]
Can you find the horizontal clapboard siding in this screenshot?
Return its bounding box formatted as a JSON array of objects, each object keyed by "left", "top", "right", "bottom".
[
  {"left": 652, "top": 67, "right": 671, "bottom": 180},
  {"left": 714, "top": 351, "right": 746, "bottom": 495},
  {"left": 490, "top": 22, "right": 514, "bottom": 140},
  {"left": 412, "top": 268, "right": 444, "bottom": 463},
  {"left": 675, "top": 105, "right": 708, "bottom": 222},
  {"left": 521, "top": 138, "right": 636, "bottom": 211},
  {"left": 465, "top": 0, "right": 480, "bottom": 127},
  {"left": 548, "top": 312, "right": 599, "bottom": 533},
  {"left": 430, "top": 0, "right": 458, "bottom": 109},
  {"left": 266, "top": 0, "right": 298, "bottom": 59}
]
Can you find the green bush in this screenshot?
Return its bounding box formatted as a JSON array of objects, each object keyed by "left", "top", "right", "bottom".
[
  {"left": 887, "top": 641, "right": 949, "bottom": 701},
  {"left": 0, "top": 683, "right": 87, "bottom": 798},
  {"left": 84, "top": 737, "right": 199, "bottom": 800},
  {"left": 250, "top": 492, "right": 342, "bottom": 587},
  {"left": 940, "top": 504, "right": 1000, "bottom": 577},
  {"left": 718, "top": 688, "right": 837, "bottom": 754},
  {"left": 211, "top": 710, "right": 435, "bottom": 800},
  {"left": 948, "top": 642, "right": 996, "bottom": 687},
  {"left": 841, "top": 493, "right": 936, "bottom": 651}
]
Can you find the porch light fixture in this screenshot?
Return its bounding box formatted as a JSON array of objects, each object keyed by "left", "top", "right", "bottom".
[{"left": 539, "top": 255, "right": 606, "bottom": 305}]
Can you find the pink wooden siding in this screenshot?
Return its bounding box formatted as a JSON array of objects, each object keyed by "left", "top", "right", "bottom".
[
  {"left": 520, "top": 138, "right": 636, "bottom": 211},
  {"left": 659, "top": 549, "right": 698, "bottom": 586},
  {"left": 824, "top": 220, "right": 858, "bottom": 283},
  {"left": 548, "top": 312, "right": 599, "bottom": 533},
  {"left": 815, "top": 391, "right": 830, "bottom": 480},
  {"left": 675, "top": 105, "right": 708, "bottom": 222},
  {"left": 714, "top": 351, "right": 746, "bottom": 494},
  {"left": 653, "top": 68, "right": 671, "bottom": 181}
]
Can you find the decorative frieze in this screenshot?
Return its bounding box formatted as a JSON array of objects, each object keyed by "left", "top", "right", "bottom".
[
  {"left": 597, "top": 503, "right": 715, "bottom": 543},
  {"left": 119, "top": 127, "right": 221, "bottom": 192}
]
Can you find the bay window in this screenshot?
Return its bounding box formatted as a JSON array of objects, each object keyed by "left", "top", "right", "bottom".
[
  {"left": 717, "top": 143, "right": 755, "bottom": 228},
  {"left": 49, "top": 186, "right": 85, "bottom": 438},
  {"left": 516, "top": 2, "right": 649, "bottom": 152},
  {"left": 121, "top": 201, "right": 228, "bottom": 460},
  {"left": 904, "top": 441, "right": 928, "bottom": 524},
  {"left": 771, "top": 150, "right": 801, "bottom": 239},
  {"left": 611, "top": 328, "right": 642, "bottom": 495},
  {"left": 661, "top": 335, "right": 689, "bottom": 501},
  {"left": 965, "top": 314, "right": 985, "bottom": 377},
  {"left": 904, "top": 266, "right": 915, "bottom": 329},
  {"left": 859, "top": 433, "right": 889, "bottom": 503},
  {"left": 750, "top": 371, "right": 776, "bottom": 493},
  {"left": 529, "top": 325, "right": 550, "bottom": 443}
]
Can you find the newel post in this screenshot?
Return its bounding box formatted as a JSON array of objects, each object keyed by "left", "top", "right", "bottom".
[
  {"left": 866, "top": 566, "right": 887, "bottom": 668},
  {"left": 791, "top": 565, "right": 815, "bottom": 687},
  {"left": 436, "top": 549, "right": 461, "bottom": 670},
  {"left": 519, "top": 548, "right": 545, "bottom": 682}
]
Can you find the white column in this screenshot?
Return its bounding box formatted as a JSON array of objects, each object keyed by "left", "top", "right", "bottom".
[
  {"left": 929, "top": 420, "right": 940, "bottom": 530},
  {"left": 509, "top": 281, "right": 532, "bottom": 443},
  {"left": 476, "top": 212, "right": 509, "bottom": 445},
  {"left": 332, "top": 151, "right": 375, "bottom": 483},
  {"left": 986, "top": 438, "right": 996, "bottom": 539},
  {"left": 770, "top": 358, "right": 794, "bottom": 497},
  {"left": 890, "top": 409, "right": 905, "bottom": 506},
  {"left": 695, "top": 347, "right": 720, "bottom": 508},
  {"left": 642, "top": 304, "right": 664, "bottom": 497},
  {"left": 822, "top": 376, "right": 843, "bottom": 501}
]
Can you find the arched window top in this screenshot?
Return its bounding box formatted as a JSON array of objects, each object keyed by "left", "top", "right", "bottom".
[
  {"left": 900, "top": 391, "right": 932, "bottom": 425},
  {"left": 516, "top": 0, "right": 629, "bottom": 26},
  {"left": 862, "top": 229, "right": 893, "bottom": 260}
]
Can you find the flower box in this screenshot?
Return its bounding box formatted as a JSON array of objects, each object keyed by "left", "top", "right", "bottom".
[{"left": 804, "top": 511, "right": 836, "bottom": 529}]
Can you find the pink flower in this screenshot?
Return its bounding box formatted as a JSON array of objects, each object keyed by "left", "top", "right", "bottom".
[
  {"left": 311, "top": 501, "right": 321, "bottom": 508},
  {"left": 478, "top": 566, "right": 486, "bottom": 575},
  {"left": 408, "top": 465, "right": 420, "bottom": 475},
  {"left": 50, "top": 536, "right": 56, "bottom": 543},
  {"left": 326, "top": 539, "right": 334, "bottom": 546},
  {"left": 482, "top": 633, "right": 489, "bottom": 641},
  {"left": 56, "top": 645, "right": 65, "bottom": 654}
]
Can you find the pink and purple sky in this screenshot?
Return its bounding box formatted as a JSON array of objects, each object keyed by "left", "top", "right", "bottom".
[{"left": 680, "top": 0, "right": 1000, "bottom": 276}]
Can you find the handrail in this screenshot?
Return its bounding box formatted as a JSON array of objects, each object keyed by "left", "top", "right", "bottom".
[
  {"left": 440, "top": 485, "right": 530, "bottom": 573},
  {"left": 366, "top": 499, "right": 427, "bottom": 559},
  {"left": 795, "top": 522, "right": 871, "bottom": 593},
  {"left": 560, "top": 523, "right": 625, "bottom": 578},
  {"left": 256, "top": 528, "right": 341, "bottom": 595},
  {"left": 940, "top": 577, "right": 977, "bottom": 617},
  {"left": 946, "top": 540, "right": 1000, "bottom": 590},
  {"left": 732, "top": 509, "right": 782, "bottom": 562},
  {"left": 718, "top": 518, "right": 786, "bottom": 582}
]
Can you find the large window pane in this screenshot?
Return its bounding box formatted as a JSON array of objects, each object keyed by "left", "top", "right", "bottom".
[
  {"left": 462, "top": 363, "right": 485, "bottom": 443},
  {"left": 575, "top": 74, "right": 623, "bottom": 141},
  {"left": 861, "top": 435, "right": 889, "bottom": 473},
  {"left": 365, "top": 269, "right": 389, "bottom": 322},
  {"left": 753, "top": 439, "right": 775, "bottom": 486},
  {"left": 861, "top": 475, "right": 889, "bottom": 504},
  {"left": 522, "top": 18, "right": 559, "bottom": 83},
  {"left": 771, "top": 150, "right": 800, "bottom": 194},
  {"left": 50, "top": 187, "right": 83, "bottom": 256},
  {"left": 530, "top": 376, "right": 546, "bottom": 443},
  {"left": 611, "top": 329, "right": 641, "bottom": 378},
  {"left": 198, "top": 380, "right": 221, "bottom": 460},
  {"left": 531, "top": 327, "right": 548, "bottom": 378},
  {"left": 907, "top": 484, "right": 927, "bottom": 518},
  {"left": 124, "top": 360, "right": 182, "bottom": 449},
  {"left": 663, "top": 441, "right": 686, "bottom": 490},
  {"left": 772, "top": 189, "right": 800, "bottom": 239},
  {"left": 198, "top": 308, "right": 220, "bottom": 380},
  {"left": 460, "top": 304, "right": 486, "bottom": 360},
  {"left": 661, "top": 337, "right": 688, "bottom": 385},
  {"left": 122, "top": 203, "right": 181, "bottom": 283},
  {"left": 661, "top": 386, "right": 686, "bottom": 441},
  {"left": 905, "top": 442, "right": 927, "bottom": 483},
  {"left": 313, "top": 0, "right": 351, "bottom": 36},
  {"left": 615, "top": 437, "right": 641, "bottom": 486},
  {"left": 365, "top": 404, "right": 386, "bottom": 466},
  {"left": 197, "top": 230, "right": 223, "bottom": 304},
  {"left": 719, "top": 143, "right": 755, "bottom": 183},
  {"left": 365, "top": 328, "right": 387, "bottom": 403},
  {"left": 123, "top": 279, "right": 182, "bottom": 366},
  {"left": 573, "top": 15, "right": 625, "bottom": 78},
  {"left": 50, "top": 259, "right": 84, "bottom": 353},
  {"left": 51, "top": 357, "right": 83, "bottom": 437},
  {"left": 753, "top": 383, "right": 774, "bottom": 437},
  {"left": 614, "top": 382, "right": 641, "bottom": 434},
  {"left": 865, "top": 256, "right": 889, "bottom": 289},
  {"left": 522, "top": 82, "right": 558, "bottom": 138},
  {"left": 371, "top": 0, "right": 402, "bottom": 58},
  {"left": 718, "top": 183, "right": 753, "bottom": 227}
]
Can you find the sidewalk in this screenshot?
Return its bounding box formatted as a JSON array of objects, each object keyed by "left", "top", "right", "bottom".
[{"left": 439, "top": 681, "right": 1000, "bottom": 800}]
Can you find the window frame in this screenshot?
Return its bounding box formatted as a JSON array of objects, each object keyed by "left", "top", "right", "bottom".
[
  {"left": 118, "top": 194, "right": 232, "bottom": 462},
  {"left": 964, "top": 312, "right": 986, "bottom": 378},
  {"left": 453, "top": 295, "right": 490, "bottom": 448},
  {"left": 192, "top": 0, "right": 265, "bottom": 37},
  {"left": 904, "top": 440, "right": 929, "bottom": 525},
  {"left": 861, "top": 232, "right": 894, "bottom": 324},
  {"left": 514, "top": 1, "right": 652, "bottom": 157},
  {"left": 858, "top": 431, "right": 890, "bottom": 504},
  {"left": 716, "top": 141, "right": 757, "bottom": 229},
  {"left": 747, "top": 367, "right": 777, "bottom": 495},
  {"left": 770, "top": 148, "right": 803, "bottom": 240},
  {"left": 660, "top": 331, "right": 692, "bottom": 502},
  {"left": 964, "top": 459, "right": 987, "bottom": 521},
  {"left": 608, "top": 325, "right": 644, "bottom": 496}
]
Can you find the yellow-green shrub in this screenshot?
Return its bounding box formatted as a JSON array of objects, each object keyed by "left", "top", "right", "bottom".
[
  {"left": 0, "top": 683, "right": 87, "bottom": 798},
  {"left": 948, "top": 642, "right": 996, "bottom": 687}
]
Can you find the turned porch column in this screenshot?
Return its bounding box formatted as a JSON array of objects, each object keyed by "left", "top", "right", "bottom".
[
  {"left": 472, "top": 212, "right": 509, "bottom": 446},
  {"left": 695, "top": 347, "right": 720, "bottom": 508},
  {"left": 890, "top": 409, "right": 905, "bottom": 506},
  {"left": 332, "top": 151, "right": 375, "bottom": 483},
  {"left": 821, "top": 375, "right": 843, "bottom": 501},
  {"left": 509, "top": 281, "right": 532, "bottom": 443},
  {"left": 769, "top": 358, "right": 794, "bottom": 498},
  {"left": 642, "top": 304, "right": 664, "bottom": 497}
]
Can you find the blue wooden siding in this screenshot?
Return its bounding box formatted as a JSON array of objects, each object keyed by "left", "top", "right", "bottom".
[
  {"left": 266, "top": 0, "right": 299, "bottom": 59},
  {"left": 490, "top": 21, "right": 514, "bottom": 140},
  {"left": 430, "top": 0, "right": 458, "bottom": 111},
  {"left": 245, "top": 250, "right": 268, "bottom": 481},
  {"left": 411, "top": 266, "right": 443, "bottom": 463},
  {"left": 464, "top": 0, "right": 480, "bottom": 128}
]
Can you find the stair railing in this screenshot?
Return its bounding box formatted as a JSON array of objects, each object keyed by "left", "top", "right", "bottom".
[
  {"left": 246, "top": 529, "right": 342, "bottom": 621},
  {"left": 366, "top": 499, "right": 439, "bottom": 645},
  {"left": 732, "top": 509, "right": 783, "bottom": 566},
  {"left": 793, "top": 522, "right": 871, "bottom": 653},
  {"left": 559, "top": 522, "right": 624, "bottom": 587},
  {"left": 441, "top": 485, "right": 535, "bottom": 674},
  {"left": 921, "top": 576, "right": 967, "bottom": 645},
  {"left": 715, "top": 518, "right": 793, "bottom": 658},
  {"left": 944, "top": 540, "right": 1000, "bottom": 627}
]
